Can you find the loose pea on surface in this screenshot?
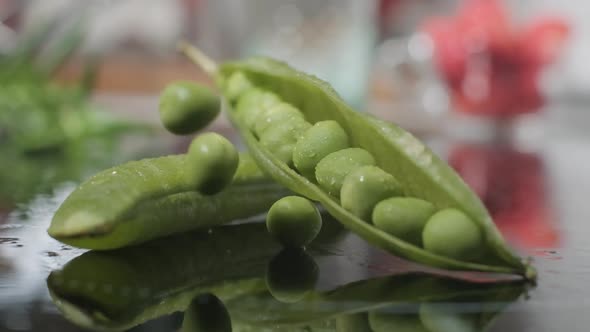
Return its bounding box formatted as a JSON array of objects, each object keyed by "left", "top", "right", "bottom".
[
  {"left": 372, "top": 197, "right": 437, "bottom": 246},
  {"left": 235, "top": 88, "right": 282, "bottom": 130},
  {"left": 266, "top": 248, "right": 319, "bottom": 304},
  {"left": 266, "top": 196, "right": 322, "bottom": 248},
  {"left": 224, "top": 71, "right": 253, "bottom": 102},
  {"left": 259, "top": 119, "right": 311, "bottom": 166},
  {"left": 187, "top": 133, "right": 239, "bottom": 195},
  {"left": 422, "top": 208, "right": 484, "bottom": 261},
  {"left": 293, "top": 120, "right": 350, "bottom": 180},
  {"left": 340, "top": 166, "right": 403, "bottom": 221},
  {"left": 315, "top": 148, "right": 376, "bottom": 197},
  {"left": 254, "top": 102, "right": 305, "bottom": 137},
  {"left": 159, "top": 81, "right": 220, "bottom": 135}
]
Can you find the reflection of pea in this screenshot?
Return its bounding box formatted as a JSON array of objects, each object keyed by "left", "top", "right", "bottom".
[
  {"left": 369, "top": 311, "right": 428, "bottom": 332},
  {"left": 181, "top": 293, "right": 232, "bottom": 332},
  {"left": 335, "top": 313, "right": 372, "bottom": 332},
  {"left": 419, "top": 303, "right": 478, "bottom": 332},
  {"left": 265, "top": 248, "right": 318, "bottom": 303}
]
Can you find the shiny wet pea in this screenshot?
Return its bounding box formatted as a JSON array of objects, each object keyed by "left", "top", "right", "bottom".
[
  {"left": 292, "top": 120, "right": 350, "bottom": 181},
  {"left": 266, "top": 196, "right": 322, "bottom": 248},
  {"left": 235, "top": 88, "right": 282, "bottom": 130},
  {"left": 372, "top": 197, "right": 437, "bottom": 246},
  {"left": 340, "top": 166, "right": 403, "bottom": 221},
  {"left": 422, "top": 209, "right": 484, "bottom": 261},
  {"left": 315, "top": 148, "right": 376, "bottom": 197}
]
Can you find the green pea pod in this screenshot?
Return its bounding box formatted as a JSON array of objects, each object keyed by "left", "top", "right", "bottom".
[
  {"left": 47, "top": 223, "right": 280, "bottom": 331},
  {"left": 226, "top": 272, "right": 527, "bottom": 331},
  {"left": 48, "top": 153, "right": 287, "bottom": 249},
  {"left": 178, "top": 43, "right": 535, "bottom": 280}
]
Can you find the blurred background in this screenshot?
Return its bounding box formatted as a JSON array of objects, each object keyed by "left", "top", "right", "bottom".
[
  {"left": 1, "top": 0, "right": 590, "bottom": 331},
  {"left": 2, "top": 0, "right": 587, "bottom": 139}
]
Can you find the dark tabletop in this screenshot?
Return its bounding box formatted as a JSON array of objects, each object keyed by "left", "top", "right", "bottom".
[{"left": 1, "top": 103, "right": 589, "bottom": 332}]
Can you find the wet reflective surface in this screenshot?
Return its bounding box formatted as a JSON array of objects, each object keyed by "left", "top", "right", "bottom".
[{"left": 1, "top": 125, "right": 589, "bottom": 331}]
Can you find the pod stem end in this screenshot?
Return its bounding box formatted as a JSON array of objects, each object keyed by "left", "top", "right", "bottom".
[{"left": 177, "top": 40, "right": 218, "bottom": 76}]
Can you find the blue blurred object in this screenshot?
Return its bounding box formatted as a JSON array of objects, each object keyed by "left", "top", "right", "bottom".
[{"left": 196, "top": 0, "right": 378, "bottom": 110}]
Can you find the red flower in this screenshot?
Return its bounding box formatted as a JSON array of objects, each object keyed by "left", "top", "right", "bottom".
[{"left": 420, "top": 0, "right": 569, "bottom": 117}]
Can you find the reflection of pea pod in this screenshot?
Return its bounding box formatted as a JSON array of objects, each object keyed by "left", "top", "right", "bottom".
[
  {"left": 47, "top": 223, "right": 281, "bottom": 331},
  {"left": 335, "top": 313, "right": 372, "bottom": 332},
  {"left": 48, "top": 153, "right": 286, "bottom": 249},
  {"left": 226, "top": 273, "right": 526, "bottom": 331}
]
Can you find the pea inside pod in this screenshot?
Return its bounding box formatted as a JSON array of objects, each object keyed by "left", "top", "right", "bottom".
[
  {"left": 340, "top": 165, "right": 403, "bottom": 221},
  {"left": 315, "top": 148, "right": 376, "bottom": 197},
  {"left": 422, "top": 209, "right": 484, "bottom": 262},
  {"left": 235, "top": 88, "right": 281, "bottom": 130},
  {"left": 258, "top": 118, "right": 311, "bottom": 166},
  {"left": 254, "top": 102, "right": 305, "bottom": 137},
  {"left": 372, "top": 197, "right": 437, "bottom": 246},
  {"left": 292, "top": 120, "right": 350, "bottom": 180}
]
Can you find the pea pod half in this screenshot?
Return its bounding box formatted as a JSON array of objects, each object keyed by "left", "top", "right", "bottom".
[
  {"left": 48, "top": 153, "right": 287, "bottom": 249},
  {"left": 179, "top": 43, "right": 535, "bottom": 280}
]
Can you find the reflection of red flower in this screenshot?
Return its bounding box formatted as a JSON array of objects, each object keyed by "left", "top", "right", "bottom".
[
  {"left": 421, "top": 0, "right": 569, "bottom": 117},
  {"left": 449, "top": 144, "right": 560, "bottom": 251}
]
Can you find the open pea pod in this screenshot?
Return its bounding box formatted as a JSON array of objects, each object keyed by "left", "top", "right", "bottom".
[
  {"left": 47, "top": 222, "right": 280, "bottom": 331},
  {"left": 48, "top": 153, "right": 287, "bottom": 250},
  {"left": 227, "top": 272, "right": 527, "bottom": 331},
  {"left": 179, "top": 44, "right": 535, "bottom": 280}
]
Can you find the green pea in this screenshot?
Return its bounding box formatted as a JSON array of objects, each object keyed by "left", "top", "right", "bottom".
[
  {"left": 369, "top": 311, "right": 428, "bottom": 332},
  {"left": 265, "top": 248, "right": 319, "bottom": 303},
  {"left": 419, "top": 303, "right": 478, "bottom": 332},
  {"left": 254, "top": 102, "right": 305, "bottom": 137},
  {"left": 292, "top": 120, "right": 350, "bottom": 180},
  {"left": 181, "top": 293, "right": 232, "bottom": 332},
  {"left": 224, "top": 71, "right": 253, "bottom": 102},
  {"left": 235, "top": 89, "right": 281, "bottom": 130},
  {"left": 422, "top": 209, "right": 484, "bottom": 261},
  {"left": 159, "top": 81, "right": 220, "bottom": 135},
  {"left": 340, "top": 166, "right": 403, "bottom": 221},
  {"left": 187, "top": 133, "right": 239, "bottom": 195},
  {"left": 259, "top": 119, "right": 311, "bottom": 166},
  {"left": 266, "top": 196, "right": 322, "bottom": 248},
  {"left": 315, "top": 148, "right": 376, "bottom": 197},
  {"left": 372, "top": 197, "right": 437, "bottom": 246}
]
